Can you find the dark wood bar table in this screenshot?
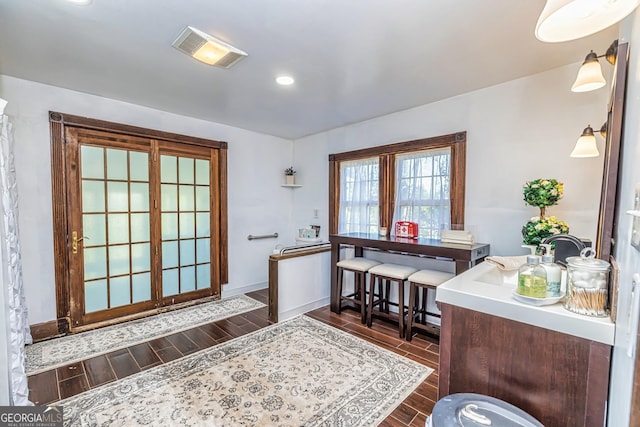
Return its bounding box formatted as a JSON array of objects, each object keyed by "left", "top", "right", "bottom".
[{"left": 329, "top": 232, "right": 490, "bottom": 313}]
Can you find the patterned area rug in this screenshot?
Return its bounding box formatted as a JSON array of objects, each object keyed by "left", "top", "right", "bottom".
[
  {"left": 26, "top": 295, "right": 265, "bottom": 375},
  {"left": 59, "top": 315, "right": 432, "bottom": 426}
]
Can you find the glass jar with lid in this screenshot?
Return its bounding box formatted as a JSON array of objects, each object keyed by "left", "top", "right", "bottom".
[{"left": 564, "top": 248, "right": 610, "bottom": 317}]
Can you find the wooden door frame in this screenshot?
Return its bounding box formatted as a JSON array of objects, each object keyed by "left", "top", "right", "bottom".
[{"left": 49, "top": 111, "right": 228, "bottom": 334}]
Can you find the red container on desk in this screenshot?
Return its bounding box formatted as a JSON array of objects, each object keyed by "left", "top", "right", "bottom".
[{"left": 394, "top": 221, "right": 419, "bottom": 239}]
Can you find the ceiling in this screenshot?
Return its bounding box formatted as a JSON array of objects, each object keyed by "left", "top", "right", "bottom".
[{"left": 0, "top": 0, "right": 619, "bottom": 139}]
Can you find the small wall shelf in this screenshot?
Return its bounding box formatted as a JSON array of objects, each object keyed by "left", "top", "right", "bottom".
[{"left": 281, "top": 184, "right": 302, "bottom": 188}]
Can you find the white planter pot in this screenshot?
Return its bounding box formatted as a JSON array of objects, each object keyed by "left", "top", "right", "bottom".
[{"left": 285, "top": 175, "right": 295, "bottom": 185}]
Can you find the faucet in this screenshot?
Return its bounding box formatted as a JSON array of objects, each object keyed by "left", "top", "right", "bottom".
[
  {"left": 541, "top": 234, "right": 586, "bottom": 249},
  {"left": 541, "top": 234, "right": 587, "bottom": 266}
]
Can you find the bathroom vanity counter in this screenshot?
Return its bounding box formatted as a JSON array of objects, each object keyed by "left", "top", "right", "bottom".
[
  {"left": 436, "top": 261, "right": 612, "bottom": 427},
  {"left": 436, "top": 261, "right": 614, "bottom": 344}
]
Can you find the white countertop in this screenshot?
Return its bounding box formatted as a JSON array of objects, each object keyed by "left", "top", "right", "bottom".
[{"left": 436, "top": 261, "right": 615, "bottom": 345}]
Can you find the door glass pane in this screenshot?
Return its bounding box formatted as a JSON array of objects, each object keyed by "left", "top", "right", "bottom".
[
  {"left": 196, "top": 212, "right": 210, "bottom": 237},
  {"left": 130, "top": 183, "right": 149, "bottom": 211},
  {"left": 110, "top": 276, "right": 130, "bottom": 308},
  {"left": 130, "top": 213, "right": 150, "bottom": 242},
  {"left": 107, "top": 182, "right": 129, "bottom": 212},
  {"left": 83, "top": 214, "right": 106, "bottom": 246},
  {"left": 179, "top": 213, "right": 195, "bottom": 239},
  {"left": 179, "top": 185, "right": 195, "bottom": 211},
  {"left": 162, "top": 241, "right": 179, "bottom": 268},
  {"left": 82, "top": 181, "right": 105, "bottom": 213},
  {"left": 162, "top": 269, "right": 179, "bottom": 297},
  {"left": 178, "top": 157, "right": 194, "bottom": 184},
  {"left": 180, "top": 266, "right": 196, "bottom": 292},
  {"left": 109, "top": 245, "right": 130, "bottom": 276},
  {"left": 180, "top": 239, "right": 195, "bottom": 266},
  {"left": 106, "top": 149, "right": 128, "bottom": 180},
  {"left": 85, "top": 280, "right": 108, "bottom": 313},
  {"left": 161, "top": 213, "right": 178, "bottom": 240},
  {"left": 129, "top": 152, "right": 149, "bottom": 182},
  {"left": 197, "top": 264, "right": 210, "bottom": 289},
  {"left": 81, "top": 146, "right": 104, "bottom": 179},
  {"left": 195, "top": 159, "right": 209, "bottom": 185},
  {"left": 161, "top": 184, "right": 178, "bottom": 211},
  {"left": 195, "top": 187, "right": 209, "bottom": 211},
  {"left": 84, "top": 247, "right": 107, "bottom": 281},
  {"left": 132, "top": 273, "right": 151, "bottom": 303},
  {"left": 196, "top": 238, "right": 210, "bottom": 264},
  {"left": 131, "top": 243, "right": 150, "bottom": 273},
  {"left": 161, "top": 155, "right": 177, "bottom": 183},
  {"left": 108, "top": 214, "right": 129, "bottom": 244}
]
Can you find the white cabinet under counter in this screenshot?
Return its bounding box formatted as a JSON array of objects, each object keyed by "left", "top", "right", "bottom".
[{"left": 436, "top": 261, "right": 612, "bottom": 427}]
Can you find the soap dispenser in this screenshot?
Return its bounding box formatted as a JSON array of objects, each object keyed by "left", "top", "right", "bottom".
[
  {"left": 540, "top": 243, "right": 562, "bottom": 298},
  {"left": 518, "top": 255, "right": 547, "bottom": 298},
  {"left": 541, "top": 253, "right": 562, "bottom": 297}
]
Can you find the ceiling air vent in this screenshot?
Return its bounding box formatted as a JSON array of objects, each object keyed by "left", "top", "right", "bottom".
[{"left": 172, "top": 26, "right": 248, "bottom": 68}]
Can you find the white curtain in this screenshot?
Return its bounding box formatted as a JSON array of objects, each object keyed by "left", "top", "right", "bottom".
[
  {"left": 392, "top": 148, "right": 451, "bottom": 239},
  {"left": 338, "top": 158, "right": 379, "bottom": 234},
  {"left": 0, "top": 113, "right": 32, "bottom": 405}
]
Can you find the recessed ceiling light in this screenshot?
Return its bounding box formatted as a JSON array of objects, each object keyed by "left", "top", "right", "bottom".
[
  {"left": 66, "top": 0, "right": 92, "bottom": 5},
  {"left": 276, "top": 76, "right": 295, "bottom": 86}
]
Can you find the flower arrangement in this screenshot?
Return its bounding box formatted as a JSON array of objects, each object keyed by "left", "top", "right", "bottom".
[
  {"left": 284, "top": 166, "right": 296, "bottom": 176},
  {"left": 523, "top": 179, "right": 564, "bottom": 210},
  {"left": 522, "top": 216, "right": 570, "bottom": 246}
]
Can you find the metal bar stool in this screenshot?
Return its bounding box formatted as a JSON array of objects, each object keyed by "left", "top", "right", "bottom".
[
  {"left": 406, "top": 269, "right": 454, "bottom": 341},
  {"left": 336, "top": 258, "right": 381, "bottom": 323},
  {"left": 366, "top": 263, "right": 418, "bottom": 338}
]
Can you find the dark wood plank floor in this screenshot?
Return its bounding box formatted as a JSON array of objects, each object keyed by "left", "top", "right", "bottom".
[{"left": 28, "top": 289, "right": 439, "bottom": 426}]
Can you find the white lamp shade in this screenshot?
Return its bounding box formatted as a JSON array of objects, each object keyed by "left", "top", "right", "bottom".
[
  {"left": 536, "top": 0, "right": 640, "bottom": 42},
  {"left": 572, "top": 58, "right": 606, "bottom": 92},
  {"left": 570, "top": 129, "right": 599, "bottom": 157}
]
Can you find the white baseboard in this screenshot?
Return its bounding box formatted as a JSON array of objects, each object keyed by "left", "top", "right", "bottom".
[
  {"left": 278, "top": 297, "right": 330, "bottom": 322},
  {"left": 221, "top": 281, "right": 267, "bottom": 299}
]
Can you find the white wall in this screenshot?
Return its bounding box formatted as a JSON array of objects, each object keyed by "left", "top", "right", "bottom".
[
  {"left": 0, "top": 75, "right": 295, "bottom": 324},
  {"left": 608, "top": 12, "right": 640, "bottom": 426},
  {"left": 293, "top": 62, "right": 609, "bottom": 257}
]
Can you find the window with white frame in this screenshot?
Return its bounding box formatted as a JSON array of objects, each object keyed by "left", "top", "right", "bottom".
[{"left": 338, "top": 158, "right": 379, "bottom": 234}]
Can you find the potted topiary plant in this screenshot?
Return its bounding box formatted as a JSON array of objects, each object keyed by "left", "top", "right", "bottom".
[
  {"left": 284, "top": 166, "right": 296, "bottom": 185},
  {"left": 521, "top": 178, "right": 569, "bottom": 248}
]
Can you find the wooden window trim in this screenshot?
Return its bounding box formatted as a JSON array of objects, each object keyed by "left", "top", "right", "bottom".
[
  {"left": 50, "top": 111, "right": 228, "bottom": 332},
  {"left": 328, "top": 131, "right": 466, "bottom": 235}
]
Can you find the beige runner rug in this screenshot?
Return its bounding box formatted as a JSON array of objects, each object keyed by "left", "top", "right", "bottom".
[
  {"left": 26, "top": 295, "right": 265, "bottom": 375},
  {"left": 59, "top": 315, "right": 432, "bottom": 426}
]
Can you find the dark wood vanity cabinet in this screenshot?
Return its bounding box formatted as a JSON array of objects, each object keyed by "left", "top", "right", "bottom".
[{"left": 438, "top": 303, "right": 611, "bottom": 427}]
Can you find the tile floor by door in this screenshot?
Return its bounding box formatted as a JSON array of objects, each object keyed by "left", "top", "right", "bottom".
[{"left": 27, "top": 289, "right": 439, "bottom": 426}]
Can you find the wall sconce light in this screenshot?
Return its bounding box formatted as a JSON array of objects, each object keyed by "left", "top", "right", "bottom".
[
  {"left": 535, "top": 0, "right": 639, "bottom": 42},
  {"left": 570, "top": 124, "right": 606, "bottom": 157},
  {"left": 572, "top": 41, "right": 618, "bottom": 92}
]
